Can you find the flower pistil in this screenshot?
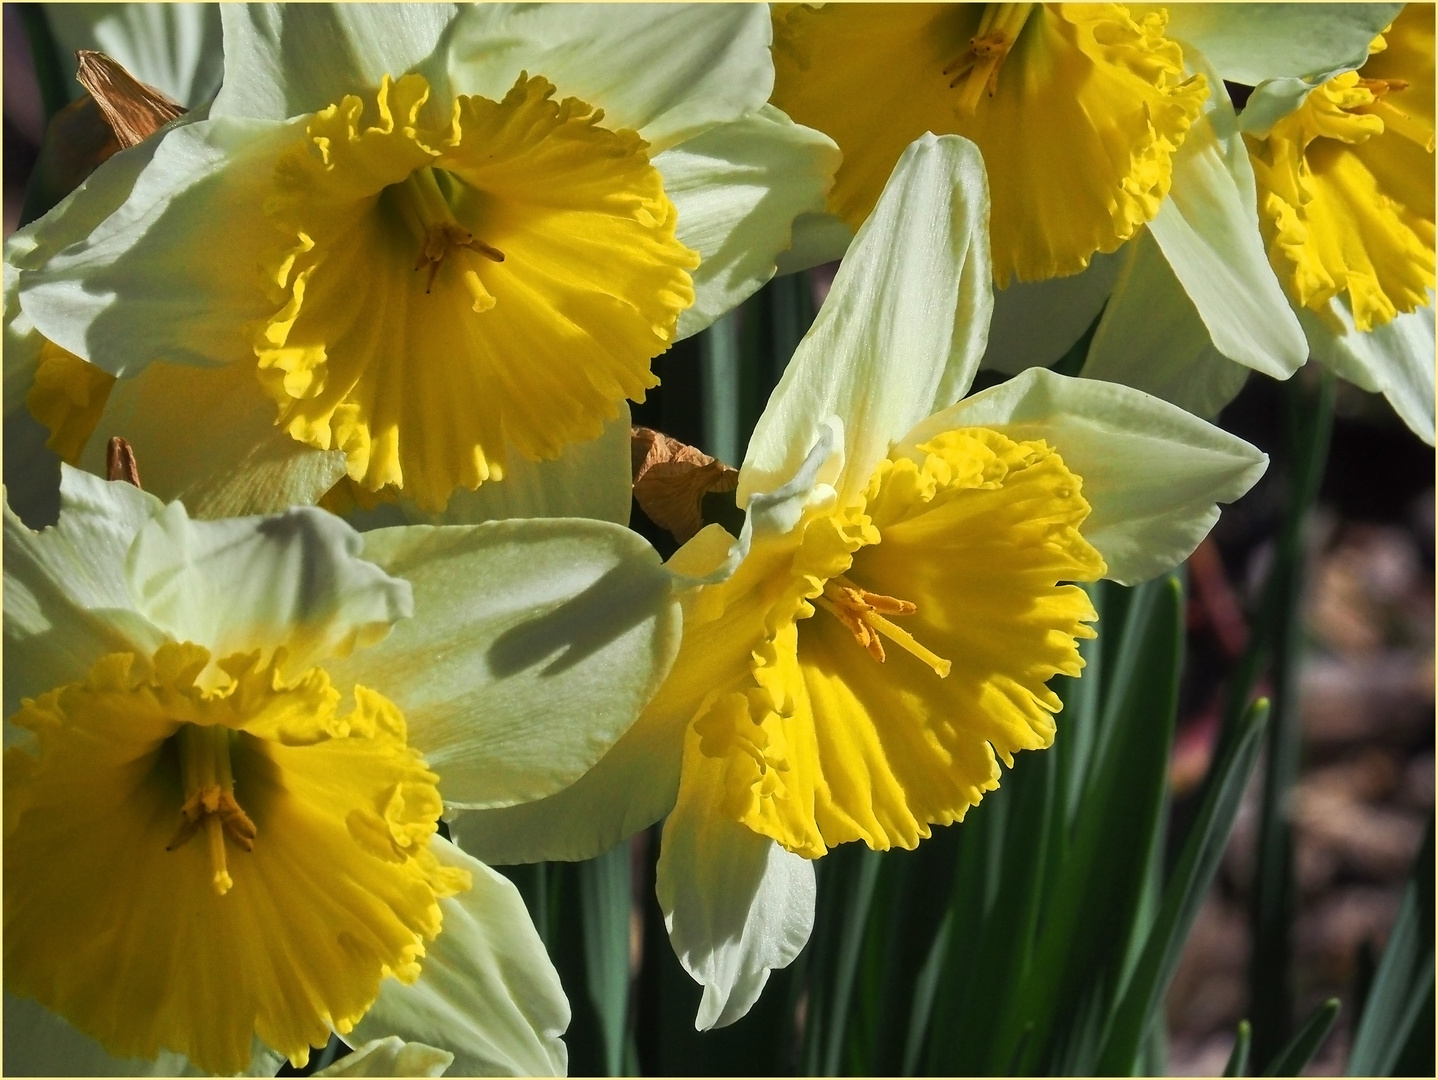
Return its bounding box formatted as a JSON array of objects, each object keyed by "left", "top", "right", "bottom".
[
  {"left": 165, "top": 724, "right": 257, "bottom": 896},
  {"left": 943, "top": 3, "right": 1035, "bottom": 115}
]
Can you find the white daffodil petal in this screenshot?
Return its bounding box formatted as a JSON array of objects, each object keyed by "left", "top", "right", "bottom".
[
  {"left": 2, "top": 993, "right": 283, "bottom": 1077},
  {"left": 325, "top": 518, "right": 681, "bottom": 809},
  {"left": 898, "top": 369, "right": 1268, "bottom": 586},
  {"left": 320, "top": 1038, "right": 452, "bottom": 1078},
  {"left": 1146, "top": 67, "right": 1307, "bottom": 378},
  {"left": 981, "top": 251, "right": 1123, "bottom": 375},
  {"left": 657, "top": 727, "right": 816, "bottom": 1031},
  {"left": 1143, "top": 3, "right": 1402, "bottom": 86},
  {"left": 1239, "top": 43, "right": 1397, "bottom": 139},
  {"left": 76, "top": 359, "right": 347, "bottom": 520},
  {"left": 4, "top": 467, "right": 166, "bottom": 719},
  {"left": 45, "top": 2, "right": 224, "bottom": 108},
  {"left": 212, "top": 3, "right": 458, "bottom": 122},
  {"left": 774, "top": 210, "right": 853, "bottom": 276},
  {"left": 446, "top": 3, "right": 772, "bottom": 153},
  {"left": 1085, "top": 230, "right": 1254, "bottom": 419},
  {"left": 662, "top": 105, "right": 840, "bottom": 340},
  {"left": 351, "top": 839, "right": 568, "bottom": 1079},
  {"left": 17, "top": 116, "right": 300, "bottom": 375},
  {"left": 1304, "top": 296, "right": 1437, "bottom": 446},
  {"left": 1239, "top": 75, "right": 1344, "bottom": 139},
  {"left": 449, "top": 693, "right": 687, "bottom": 865},
  {"left": 395, "top": 405, "right": 634, "bottom": 528},
  {"left": 12, "top": 124, "right": 162, "bottom": 272},
  {"left": 739, "top": 133, "right": 993, "bottom": 505},
  {"left": 124, "top": 502, "right": 412, "bottom": 672},
  {"left": 673, "top": 421, "right": 844, "bottom": 599}
]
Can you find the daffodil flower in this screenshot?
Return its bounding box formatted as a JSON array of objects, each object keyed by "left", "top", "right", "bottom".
[
  {"left": 766, "top": 0, "right": 1301, "bottom": 410},
  {"left": 995, "top": 5, "right": 1433, "bottom": 444},
  {"left": 11, "top": 3, "right": 839, "bottom": 517},
  {"left": 769, "top": 4, "right": 1431, "bottom": 442},
  {"left": 4, "top": 464, "right": 683, "bottom": 1075},
  {"left": 1250, "top": 4, "right": 1434, "bottom": 440},
  {"left": 452, "top": 133, "right": 1268, "bottom": 1027}
]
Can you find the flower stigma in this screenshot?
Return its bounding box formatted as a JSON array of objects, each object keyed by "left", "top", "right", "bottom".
[
  {"left": 943, "top": 3, "right": 1035, "bottom": 115},
  {"left": 387, "top": 166, "right": 506, "bottom": 295}
]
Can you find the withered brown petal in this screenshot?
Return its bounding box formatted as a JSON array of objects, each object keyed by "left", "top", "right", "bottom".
[
  {"left": 631, "top": 426, "right": 738, "bottom": 543},
  {"left": 75, "top": 49, "right": 184, "bottom": 150}
]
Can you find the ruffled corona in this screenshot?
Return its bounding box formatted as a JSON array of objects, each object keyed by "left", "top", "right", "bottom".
[
  {"left": 680, "top": 428, "right": 1105, "bottom": 858},
  {"left": 771, "top": 3, "right": 1208, "bottom": 285},
  {"left": 1247, "top": 7, "right": 1436, "bottom": 332},
  {"left": 258, "top": 72, "right": 698, "bottom": 512},
  {"left": 4, "top": 643, "right": 469, "bottom": 1074},
  {"left": 25, "top": 341, "right": 116, "bottom": 465}
]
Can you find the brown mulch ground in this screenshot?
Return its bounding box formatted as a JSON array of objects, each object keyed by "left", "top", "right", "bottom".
[{"left": 1167, "top": 494, "right": 1435, "bottom": 1076}]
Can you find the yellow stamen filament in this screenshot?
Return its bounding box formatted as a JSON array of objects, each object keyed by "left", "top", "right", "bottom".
[
  {"left": 166, "top": 724, "right": 256, "bottom": 896},
  {"left": 1358, "top": 78, "right": 1436, "bottom": 152},
  {"left": 942, "top": 3, "right": 1035, "bottom": 116},
  {"left": 815, "top": 575, "right": 952, "bottom": 678},
  {"left": 391, "top": 166, "right": 505, "bottom": 293}
]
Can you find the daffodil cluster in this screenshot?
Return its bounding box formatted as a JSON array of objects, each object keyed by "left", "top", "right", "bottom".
[{"left": 3, "top": 2, "right": 1427, "bottom": 1074}]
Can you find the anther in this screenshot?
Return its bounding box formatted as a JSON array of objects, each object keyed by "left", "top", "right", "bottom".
[
  {"left": 815, "top": 575, "right": 952, "bottom": 677},
  {"left": 943, "top": 3, "right": 1034, "bottom": 115},
  {"left": 1357, "top": 77, "right": 1411, "bottom": 96},
  {"left": 392, "top": 166, "right": 506, "bottom": 292},
  {"left": 414, "top": 223, "right": 505, "bottom": 293},
  {"left": 1357, "top": 78, "right": 1434, "bottom": 151},
  {"left": 167, "top": 726, "right": 257, "bottom": 896}
]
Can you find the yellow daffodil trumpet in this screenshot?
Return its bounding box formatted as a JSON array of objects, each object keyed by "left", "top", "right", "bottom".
[
  {"left": 259, "top": 72, "right": 698, "bottom": 512},
  {"left": 1247, "top": 6, "right": 1435, "bottom": 333},
  {"left": 771, "top": 3, "right": 1209, "bottom": 285},
  {"left": 689, "top": 427, "right": 1105, "bottom": 858},
  {"left": 5, "top": 645, "right": 466, "bottom": 1074}
]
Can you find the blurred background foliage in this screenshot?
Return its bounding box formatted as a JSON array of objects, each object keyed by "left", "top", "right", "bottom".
[{"left": 4, "top": 5, "right": 1433, "bottom": 1075}]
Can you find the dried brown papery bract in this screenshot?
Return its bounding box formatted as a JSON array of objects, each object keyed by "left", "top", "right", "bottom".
[
  {"left": 75, "top": 50, "right": 185, "bottom": 149},
  {"left": 631, "top": 427, "right": 739, "bottom": 543}
]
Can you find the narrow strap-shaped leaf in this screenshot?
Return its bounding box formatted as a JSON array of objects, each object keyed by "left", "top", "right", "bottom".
[
  {"left": 953, "top": 747, "right": 1059, "bottom": 1073},
  {"left": 999, "top": 576, "right": 1183, "bottom": 1074},
  {"left": 1346, "top": 821, "right": 1435, "bottom": 1076},
  {"left": 901, "top": 910, "right": 952, "bottom": 1075},
  {"left": 921, "top": 769, "right": 1013, "bottom": 1074},
  {"left": 1094, "top": 697, "right": 1270, "bottom": 1072},
  {"left": 700, "top": 311, "right": 744, "bottom": 467},
  {"left": 1224, "top": 1020, "right": 1252, "bottom": 1077},
  {"left": 580, "top": 843, "right": 635, "bottom": 1076},
  {"left": 860, "top": 832, "right": 960, "bottom": 1074},
  {"left": 1249, "top": 371, "right": 1336, "bottom": 1068},
  {"left": 821, "top": 846, "right": 883, "bottom": 1076},
  {"left": 1259, "top": 998, "right": 1340, "bottom": 1077}
]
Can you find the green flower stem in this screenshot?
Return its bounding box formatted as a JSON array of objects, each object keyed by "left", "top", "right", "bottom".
[{"left": 1247, "top": 369, "right": 1336, "bottom": 1071}]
